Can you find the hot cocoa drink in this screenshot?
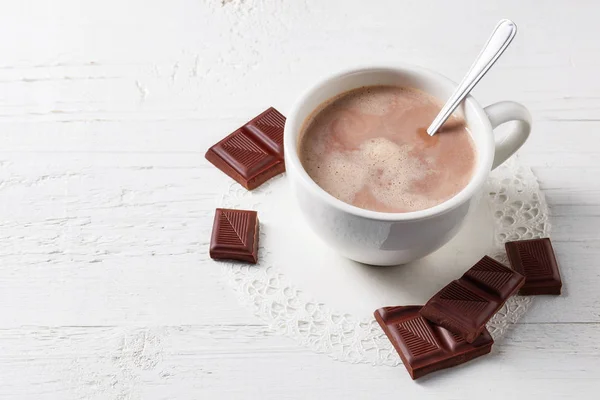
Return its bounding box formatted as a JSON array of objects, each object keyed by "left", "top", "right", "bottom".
[{"left": 298, "top": 85, "right": 477, "bottom": 213}]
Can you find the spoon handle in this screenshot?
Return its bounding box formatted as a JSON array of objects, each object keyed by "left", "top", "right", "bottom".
[{"left": 427, "top": 19, "right": 518, "bottom": 136}]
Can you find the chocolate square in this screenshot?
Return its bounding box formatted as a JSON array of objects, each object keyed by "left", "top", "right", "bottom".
[
  {"left": 375, "top": 305, "right": 493, "bottom": 380},
  {"left": 210, "top": 208, "right": 259, "bottom": 264},
  {"left": 205, "top": 107, "right": 286, "bottom": 190},
  {"left": 505, "top": 238, "right": 562, "bottom": 295},
  {"left": 420, "top": 256, "right": 525, "bottom": 343}
]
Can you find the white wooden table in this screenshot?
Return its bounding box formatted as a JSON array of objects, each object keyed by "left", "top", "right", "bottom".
[{"left": 1, "top": 1, "right": 598, "bottom": 398}]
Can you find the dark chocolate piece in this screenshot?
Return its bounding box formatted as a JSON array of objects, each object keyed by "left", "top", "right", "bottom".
[
  {"left": 505, "top": 238, "right": 562, "bottom": 295},
  {"left": 420, "top": 256, "right": 525, "bottom": 343},
  {"left": 205, "top": 107, "right": 286, "bottom": 190},
  {"left": 210, "top": 208, "right": 259, "bottom": 264},
  {"left": 374, "top": 306, "right": 493, "bottom": 380}
]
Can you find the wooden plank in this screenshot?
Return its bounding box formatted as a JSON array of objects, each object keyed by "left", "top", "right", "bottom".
[{"left": 0, "top": 323, "right": 597, "bottom": 399}]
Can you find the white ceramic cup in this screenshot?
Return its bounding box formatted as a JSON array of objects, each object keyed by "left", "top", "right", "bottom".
[{"left": 283, "top": 64, "right": 531, "bottom": 266}]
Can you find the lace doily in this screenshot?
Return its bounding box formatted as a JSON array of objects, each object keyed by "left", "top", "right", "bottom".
[{"left": 219, "top": 156, "right": 550, "bottom": 366}]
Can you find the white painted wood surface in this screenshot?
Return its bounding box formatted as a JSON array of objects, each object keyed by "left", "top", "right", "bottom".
[{"left": 0, "top": 0, "right": 599, "bottom": 398}]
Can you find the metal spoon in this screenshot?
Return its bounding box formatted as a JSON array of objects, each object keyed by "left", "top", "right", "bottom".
[{"left": 427, "top": 19, "right": 518, "bottom": 136}]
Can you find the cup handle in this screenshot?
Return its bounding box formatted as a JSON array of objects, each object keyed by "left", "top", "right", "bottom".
[{"left": 484, "top": 101, "right": 532, "bottom": 170}]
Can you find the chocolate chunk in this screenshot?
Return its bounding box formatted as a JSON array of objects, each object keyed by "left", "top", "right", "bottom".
[
  {"left": 505, "top": 238, "right": 562, "bottom": 295},
  {"left": 420, "top": 256, "right": 525, "bottom": 343},
  {"left": 205, "top": 107, "right": 286, "bottom": 190},
  {"left": 210, "top": 208, "right": 259, "bottom": 264},
  {"left": 374, "top": 306, "right": 493, "bottom": 380}
]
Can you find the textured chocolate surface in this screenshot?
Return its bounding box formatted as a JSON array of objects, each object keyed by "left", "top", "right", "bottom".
[
  {"left": 505, "top": 238, "right": 562, "bottom": 295},
  {"left": 210, "top": 208, "right": 259, "bottom": 264},
  {"left": 420, "top": 256, "right": 525, "bottom": 343},
  {"left": 374, "top": 305, "right": 493, "bottom": 380},
  {"left": 205, "top": 107, "right": 286, "bottom": 190}
]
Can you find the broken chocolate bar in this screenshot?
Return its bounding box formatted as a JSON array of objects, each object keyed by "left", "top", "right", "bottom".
[
  {"left": 420, "top": 256, "right": 525, "bottom": 343},
  {"left": 505, "top": 238, "right": 562, "bottom": 295},
  {"left": 374, "top": 305, "right": 493, "bottom": 380},
  {"left": 205, "top": 107, "right": 286, "bottom": 190},
  {"left": 210, "top": 208, "right": 259, "bottom": 264}
]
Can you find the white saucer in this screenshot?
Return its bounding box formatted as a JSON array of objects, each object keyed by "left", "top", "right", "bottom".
[{"left": 261, "top": 178, "right": 494, "bottom": 319}]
